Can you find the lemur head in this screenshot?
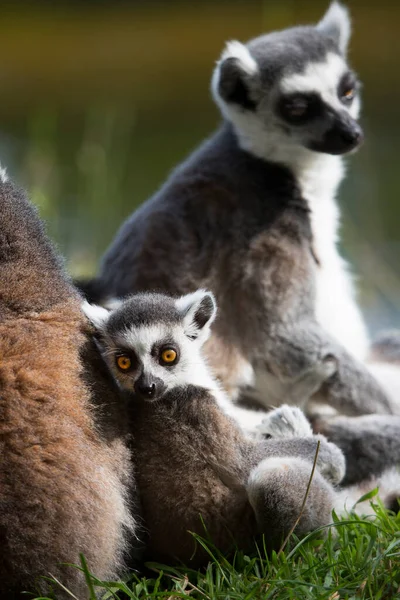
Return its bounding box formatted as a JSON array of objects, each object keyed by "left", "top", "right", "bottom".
[
  {"left": 82, "top": 290, "right": 217, "bottom": 402},
  {"left": 212, "top": 2, "right": 362, "bottom": 159}
]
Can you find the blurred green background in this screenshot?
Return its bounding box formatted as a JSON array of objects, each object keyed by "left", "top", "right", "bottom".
[{"left": 0, "top": 0, "right": 399, "bottom": 334}]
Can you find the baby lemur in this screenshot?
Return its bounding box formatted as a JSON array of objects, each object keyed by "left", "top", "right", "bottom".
[
  {"left": 80, "top": 2, "right": 399, "bottom": 422},
  {"left": 84, "top": 291, "right": 399, "bottom": 567}
]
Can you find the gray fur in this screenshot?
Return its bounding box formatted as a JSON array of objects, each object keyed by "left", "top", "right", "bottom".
[
  {"left": 247, "top": 456, "right": 336, "bottom": 547},
  {"left": 107, "top": 293, "right": 182, "bottom": 333},
  {"left": 248, "top": 27, "right": 339, "bottom": 74}
]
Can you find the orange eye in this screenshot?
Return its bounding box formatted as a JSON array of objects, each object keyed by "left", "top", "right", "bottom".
[
  {"left": 116, "top": 355, "right": 132, "bottom": 371},
  {"left": 160, "top": 349, "right": 177, "bottom": 364},
  {"left": 343, "top": 88, "right": 354, "bottom": 100}
]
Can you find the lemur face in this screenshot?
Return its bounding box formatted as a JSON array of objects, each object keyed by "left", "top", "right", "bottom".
[
  {"left": 212, "top": 2, "right": 363, "bottom": 156},
  {"left": 83, "top": 290, "right": 217, "bottom": 402}
]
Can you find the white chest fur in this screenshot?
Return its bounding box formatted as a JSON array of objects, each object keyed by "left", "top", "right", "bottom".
[{"left": 295, "top": 154, "right": 369, "bottom": 360}]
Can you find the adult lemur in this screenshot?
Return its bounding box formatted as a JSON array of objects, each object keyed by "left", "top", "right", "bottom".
[
  {"left": 0, "top": 169, "right": 136, "bottom": 598},
  {"left": 84, "top": 290, "right": 400, "bottom": 566},
  {"left": 80, "top": 2, "right": 400, "bottom": 422}
]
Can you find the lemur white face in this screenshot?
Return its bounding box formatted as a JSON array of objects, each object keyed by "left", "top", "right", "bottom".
[
  {"left": 82, "top": 290, "right": 217, "bottom": 402},
  {"left": 212, "top": 2, "right": 363, "bottom": 157}
]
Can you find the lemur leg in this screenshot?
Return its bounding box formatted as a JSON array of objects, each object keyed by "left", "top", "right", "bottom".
[
  {"left": 258, "top": 320, "right": 395, "bottom": 416},
  {"left": 247, "top": 456, "right": 336, "bottom": 547},
  {"left": 312, "top": 413, "right": 400, "bottom": 486},
  {"left": 246, "top": 407, "right": 346, "bottom": 542}
]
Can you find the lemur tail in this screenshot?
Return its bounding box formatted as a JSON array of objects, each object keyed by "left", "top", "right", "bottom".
[
  {"left": 312, "top": 413, "right": 400, "bottom": 486},
  {"left": 312, "top": 413, "right": 400, "bottom": 515},
  {"left": 246, "top": 456, "right": 335, "bottom": 548},
  {"left": 334, "top": 468, "right": 400, "bottom": 515}
]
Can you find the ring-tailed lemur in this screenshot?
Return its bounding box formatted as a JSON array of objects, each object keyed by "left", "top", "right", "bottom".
[
  {"left": 0, "top": 169, "right": 136, "bottom": 599},
  {"left": 83, "top": 291, "right": 400, "bottom": 566},
  {"left": 78, "top": 2, "right": 400, "bottom": 423}
]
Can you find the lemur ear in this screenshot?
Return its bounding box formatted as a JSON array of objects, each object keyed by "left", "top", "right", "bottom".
[
  {"left": 317, "top": 2, "right": 351, "bottom": 56},
  {"left": 175, "top": 290, "right": 217, "bottom": 342},
  {"left": 81, "top": 300, "right": 110, "bottom": 330},
  {"left": 211, "top": 41, "right": 259, "bottom": 111}
]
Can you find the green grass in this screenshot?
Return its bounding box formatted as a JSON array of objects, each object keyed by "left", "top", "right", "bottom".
[{"left": 32, "top": 501, "right": 400, "bottom": 600}]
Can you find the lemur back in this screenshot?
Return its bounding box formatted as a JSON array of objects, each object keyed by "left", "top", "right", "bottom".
[
  {"left": 0, "top": 172, "right": 136, "bottom": 598},
  {"left": 80, "top": 3, "right": 399, "bottom": 420}
]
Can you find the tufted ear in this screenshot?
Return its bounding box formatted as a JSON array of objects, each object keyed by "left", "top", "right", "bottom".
[
  {"left": 317, "top": 2, "right": 351, "bottom": 56},
  {"left": 175, "top": 290, "right": 217, "bottom": 344},
  {"left": 81, "top": 300, "right": 111, "bottom": 330},
  {"left": 211, "top": 40, "right": 259, "bottom": 111}
]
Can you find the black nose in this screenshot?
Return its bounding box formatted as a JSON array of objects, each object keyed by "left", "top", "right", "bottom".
[
  {"left": 308, "top": 116, "right": 364, "bottom": 156},
  {"left": 339, "top": 122, "right": 364, "bottom": 146},
  {"left": 134, "top": 374, "right": 166, "bottom": 400},
  {"left": 135, "top": 381, "right": 156, "bottom": 398}
]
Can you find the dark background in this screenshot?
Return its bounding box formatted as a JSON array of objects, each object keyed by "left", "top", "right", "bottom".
[{"left": 0, "top": 0, "right": 399, "bottom": 334}]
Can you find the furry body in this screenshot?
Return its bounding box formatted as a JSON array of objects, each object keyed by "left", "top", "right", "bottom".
[
  {"left": 0, "top": 175, "right": 135, "bottom": 598},
  {"left": 81, "top": 4, "right": 397, "bottom": 420}
]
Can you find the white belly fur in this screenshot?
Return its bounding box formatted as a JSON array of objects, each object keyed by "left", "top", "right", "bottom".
[
  {"left": 301, "top": 156, "right": 400, "bottom": 409},
  {"left": 299, "top": 154, "right": 370, "bottom": 360}
]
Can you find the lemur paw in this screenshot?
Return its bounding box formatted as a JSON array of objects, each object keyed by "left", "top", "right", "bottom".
[
  {"left": 257, "top": 405, "right": 313, "bottom": 439},
  {"left": 314, "top": 436, "right": 346, "bottom": 486}
]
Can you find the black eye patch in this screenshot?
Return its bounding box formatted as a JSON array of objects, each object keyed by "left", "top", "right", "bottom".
[{"left": 277, "top": 93, "right": 322, "bottom": 125}]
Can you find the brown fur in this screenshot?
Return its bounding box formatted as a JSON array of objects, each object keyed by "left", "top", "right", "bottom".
[
  {"left": 0, "top": 178, "right": 135, "bottom": 598},
  {"left": 131, "top": 386, "right": 255, "bottom": 566}
]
